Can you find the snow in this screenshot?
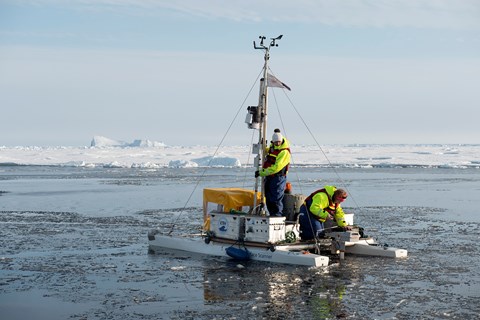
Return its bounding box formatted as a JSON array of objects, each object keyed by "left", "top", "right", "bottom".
[{"left": 0, "top": 137, "right": 479, "bottom": 169}]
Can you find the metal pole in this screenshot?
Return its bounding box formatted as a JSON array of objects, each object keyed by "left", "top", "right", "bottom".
[{"left": 252, "top": 35, "right": 282, "bottom": 215}]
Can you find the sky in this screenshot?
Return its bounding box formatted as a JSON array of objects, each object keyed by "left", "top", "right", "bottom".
[{"left": 1, "top": 0, "right": 479, "bottom": 147}]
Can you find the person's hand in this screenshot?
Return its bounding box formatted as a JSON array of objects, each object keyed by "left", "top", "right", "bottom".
[
  {"left": 254, "top": 170, "right": 260, "bottom": 178},
  {"left": 342, "top": 226, "right": 352, "bottom": 231}
]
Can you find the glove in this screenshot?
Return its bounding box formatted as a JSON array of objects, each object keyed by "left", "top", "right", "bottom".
[{"left": 254, "top": 170, "right": 260, "bottom": 178}]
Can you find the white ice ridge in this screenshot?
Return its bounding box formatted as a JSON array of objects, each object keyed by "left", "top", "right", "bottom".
[{"left": 0, "top": 137, "right": 479, "bottom": 169}]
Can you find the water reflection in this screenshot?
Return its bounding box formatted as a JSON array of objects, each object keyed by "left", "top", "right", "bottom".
[{"left": 201, "top": 259, "right": 358, "bottom": 319}]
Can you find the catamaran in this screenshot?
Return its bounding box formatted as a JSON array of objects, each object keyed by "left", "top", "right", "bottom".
[{"left": 148, "top": 35, "right": 407, "bottom": 267}]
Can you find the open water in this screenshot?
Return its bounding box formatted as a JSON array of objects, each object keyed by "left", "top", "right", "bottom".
[{"left": 1, "top": 165, "right": 479, "bottom": 319}]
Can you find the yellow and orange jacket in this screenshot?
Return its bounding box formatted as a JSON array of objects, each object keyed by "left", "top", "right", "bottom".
[
  {"left": 259, "top": 138, "right": 291, "bottom": 177},
  {"left": 304, "top": 185, "right": 347, "bottom": 227}
]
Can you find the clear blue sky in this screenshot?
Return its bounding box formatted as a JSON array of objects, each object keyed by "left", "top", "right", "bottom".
[{"left": 1, "top": 1, "right": 479, "bottom": 146}]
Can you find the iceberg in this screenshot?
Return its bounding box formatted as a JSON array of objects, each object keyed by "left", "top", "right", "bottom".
[{"left": 90, "top": 136, "right": 165, "bottom": 148}]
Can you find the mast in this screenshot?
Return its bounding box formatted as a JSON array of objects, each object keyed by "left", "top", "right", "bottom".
[{"left": 246, "top": 35, "right": 283, "bottom": 215}]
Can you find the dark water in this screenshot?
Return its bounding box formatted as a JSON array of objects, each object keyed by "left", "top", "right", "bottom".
[{"left": 1, "top": 166, "right": 479, "bottom": 319}]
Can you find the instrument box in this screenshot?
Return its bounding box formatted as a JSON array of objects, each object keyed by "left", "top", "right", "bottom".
[
  {"left": 244, "top": 216, "right": 286, "bottom": 243},
  {"left": 209, "top": 213, "right": 245, "bottom": 240}
]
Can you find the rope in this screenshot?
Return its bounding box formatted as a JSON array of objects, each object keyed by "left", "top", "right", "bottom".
[
  {"left": 268, "top": 68, "right": 362, "bottom": 247},
  {"left": 167, "top": 69, "right": 263, "bottom": 236},
  {"left": 287, "top": 94, "right": 359, "bottom": 209}
]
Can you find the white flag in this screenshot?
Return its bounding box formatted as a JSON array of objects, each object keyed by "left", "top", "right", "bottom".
[{"left": 267, "top": 73, "right": 291, "bottom": 91}]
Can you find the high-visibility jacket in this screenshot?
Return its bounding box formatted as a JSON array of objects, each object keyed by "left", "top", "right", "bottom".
[
  {"left": 259, "top": 138, "right": 291, "bottom": 177},
  {"left": 304, "top": 185, "right": 347, "bottom": 227}
]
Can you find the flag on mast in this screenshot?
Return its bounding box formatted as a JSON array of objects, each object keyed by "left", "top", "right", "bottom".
[{"left": 267, "top": 73, "right": 291, "bottom": 91}]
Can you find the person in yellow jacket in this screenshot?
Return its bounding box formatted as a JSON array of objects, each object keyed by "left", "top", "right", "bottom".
[
  {"left": 255, "top": 129, "right": 291, "bottom": 217},
  {"left": 299, "top": 186, "right": 350, "bottom": 240}
]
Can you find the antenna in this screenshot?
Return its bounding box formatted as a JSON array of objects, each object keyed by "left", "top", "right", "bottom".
[
  {"left": 270, "top": 35, "right": 283, "bottom": 47},
  {"left": 253, "top": 36, "right": 266, "bottom": 49},
  {"left": 254, "top": 35, "right": 283, "bottom": 50}
]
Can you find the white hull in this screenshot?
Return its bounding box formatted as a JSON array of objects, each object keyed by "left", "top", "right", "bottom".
[
  {"left": 148, "top": 233, "right": 329, "bottom": 267},
  {"left": 344, "top": 239, "right": 408, "bottom": 258},
  {"left": 148, "top": 231, "right": 408, "bottom": 266},
  {"left": 324, "top": 229, "right": 408, "bottom": 259}
]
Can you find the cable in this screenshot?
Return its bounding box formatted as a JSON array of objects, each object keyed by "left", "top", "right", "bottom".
[{"left": 242, "top": 129, "right": 257, "bottom": 189}]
